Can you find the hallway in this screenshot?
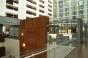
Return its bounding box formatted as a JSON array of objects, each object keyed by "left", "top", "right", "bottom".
[{"left": 65, "top": 39, "right": 88, "bottom": 58}]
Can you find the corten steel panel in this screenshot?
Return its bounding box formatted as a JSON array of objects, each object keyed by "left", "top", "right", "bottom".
[
  {"left": 0, "top": 33, "right": 5, "bottom": 42},
  {"left": 20, "top": 16, "right": 49, "bottom": 58},
  {"left": 0, "top": 47, "right": 5, "bottom": 57},
  {"left": 0, "top": 24, "right": 3, "bottom": 32}
]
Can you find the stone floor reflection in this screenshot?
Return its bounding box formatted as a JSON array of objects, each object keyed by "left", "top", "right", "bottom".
[{"left": 65, "top": 39, "right": 88, "bottom": 58}]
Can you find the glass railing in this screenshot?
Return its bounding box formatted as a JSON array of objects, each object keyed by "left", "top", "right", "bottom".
[{"left": 22, "top": 35, "right": 77, "bottom": 58}]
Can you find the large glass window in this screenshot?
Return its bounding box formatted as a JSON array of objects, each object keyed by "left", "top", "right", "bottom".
[
  {"left": 79, "top": 10, "right": 84, "bottom": 14},
  {"left": 72, "top": 11, "right": 77, "bottom": 15},
  {"left": 87, "top": 1, "right": 88, "bottom": 4},
  {"left": 71, "top": 2, "right": 76, "bottom": 6},
  {"left": 72, "top": 16, "right": 77, "bottom": 19},
  {"left": 72, "top": 6, "right": 77, "bottom": 10},
  {"left": 65, "top": 12, "right": 69, "bottom": 16},
  {"left": 79, "top": 15, "right": 84, "bottom": 19},
  {"left": 65, "top": 8, "right": 69, "bottom": 12},
  {"left": 59, "top": 5, "right": 63, "bottom": 8},
  {"left": 87, "top": 4, "right": 88, "bottom": 8},
  {"left": 59, "top": 0, "right": 63, "bottom": 5},
  {"left": 78, "top": 0, "right": 84, "bottom": 5},
  {"left": 6, "top": 0, "right": 13, "bottom": 4},
  {"left": 59, "top": 13, "right": 63, "bottom": 17},
  {"left": 64, "top": 3, "right": 69, "bottom": 8},
  {"left": 64, "top": 0, "right": 68, "bottom": 3},
  {"left": 79, "top": 5, "right": 84, "bottom": 9},
  {"left": 59, "top": 9, "right": 63, "bottom": 12}
]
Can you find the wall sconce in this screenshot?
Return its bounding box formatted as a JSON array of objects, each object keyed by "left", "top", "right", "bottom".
[
  {"left": 21, "top": 33, "right": 24, "bottom": 36},
  {"left": 22, "top": 43, "right": 26, "bottom": 47}
]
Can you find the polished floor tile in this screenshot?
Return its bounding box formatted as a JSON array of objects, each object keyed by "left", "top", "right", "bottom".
[{"left": 65, "top": 40, "right": 88, "bottom": 58}]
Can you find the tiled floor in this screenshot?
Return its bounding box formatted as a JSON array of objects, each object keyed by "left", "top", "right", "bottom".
[{"left": 65, "top": 39, "right": 88, "bottom": 58}]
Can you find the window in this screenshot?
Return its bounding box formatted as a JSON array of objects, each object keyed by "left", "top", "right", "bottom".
[
  {"left": 65, "top": 8, "right": 69, "bottom": 12},
  {"left": 13, "top": 8, "right": 18, "bottom": 11},
  {"left": 13, "top": 0, "right": 18, "bottom": 3},
  {"left": 6, "top": 13, "right": 18, "bottom": 18},
  {"left": 87, "top": 15, "right": 88, "bottom": 19},
  {"left": 39, "top": 9, "right": 44, "bottom": 13},
  {"left": 39, "top": 4, "right": 45, "bottom": 8},
  {"left": 87, "top": 9, "right": 88, "bottom": 13},
  {"left": 64, "top": 0, "right": 68, "bottom": 3},
  {"left": 78, "top": 1, "right": 84, "bottom": 5},
  {"left": 59, "top": 13, "right": 63, "bottom": 17},
  {"left": 81, "top": 15, "right": 84, "bottom": 19},
  {"left": 48, "top": 0, "right": 52, "bottom": 3},
  {"left": 65, "top": 12, "right": 69, "bottom": 16},
  {"left": 64, "top": 3, "right": 69, "bottom": 8},
  {"left": 26, "top": 11, "right": 36, "bottom": 15},
  {"left": 48, "top": 13, "right": 52, "bottom": 16},
  {"left": 72, "top": 6, "right": 77, "bottom": 10},
  {"left": 6, "top": 6, "right": 13, "bottom": 10},
  {"left": 79, "top": 5, "right": 84, "bottom": 9},
  {"left": 59, "top": 9, "right": 63, "bottom": 12},
  {"left": 13, "top": 15, "right": 18, "bottom": 18},
  {"left": 80, "top": 15, "right": 84, "bottom": 19},
  {"left": 71, "top": 2, "right": 76, "bottom": 6},
  {"left": 40, "top": 0, "right": 44, "bottom": 3},
  {"left": 6, "top": 0, "right": 13, "bottom": 4},
  {"left": 72, "top": 16, "right": 76, "bottom": 19},
  {"left": 87, "top": 4, "right": 88, "bottom": 8},
  {"left": 27, "top": 0, "right": 36, "bottom": 5},
  {"left": 48, "top": 9, "right": 52, "bottom": 12},
  {"left": 6, "top": 13, "right": 14, "bottom": 18},
  {"left": 87, "top": 1, "right": 88, "bottom": 4},
  {"left": 73, "top": 11, "right": 77, "bottom": 15},
  {"left": 26, "top": 5, "right": 36, "bottom": 10},
  {"left": 48, "top": 4, "right": 52, "bottom": 8},
  {"left": 59, "top": 1, "right": 63, "bottom": 5},
  {"left": 65, "top": 16, "right": 69, "bottom": 19},
  {"left": 79, "top": 10, "right": 84, "bottom": 14},
  {"left": 59, "top": 5, "right": 63, "bottom": 8}
]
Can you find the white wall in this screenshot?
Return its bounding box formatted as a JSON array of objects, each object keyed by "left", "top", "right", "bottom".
[
  {"left": 0, "top": 0, "right": 6, "bottom": 16},
  {"left": 18, "top": 0, "right": 26, "bottom": 19},
  {"left": 4, "top": 38, "right": 20, "bottom": 58},
  {"left": 0, "top": 43, "right": 4, "bottom": 47},
  {"left": 44, "top": 0, "right": 48, "bottom": 16}
]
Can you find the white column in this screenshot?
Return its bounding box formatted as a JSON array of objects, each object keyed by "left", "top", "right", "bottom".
[
  {"left": 57, "top": 0, "right": 59, "bottom": 20},
  {"left": 51, "top": 0, "right": 54, "bottom": 20},
  {"left": 53, "top": 0, "right": 57, "bottom": 20},
  {"left": 36, "top": 0, "right": 39, "bottom": 17},
  {"left": 84, "top": 0, "right": 87, "bottom": 23},
  {"left": 76, "top": 0, "right": 79, "bottom": 19},
  {"left": 18, "top": 0, "right": 26, "bottom": 20},
  {"left": 44, "top": 0, "right": 48, "bottom": 16},
  {"left": 0, "top": 0, "right": 6, "bottom": 16},
  {"left": 69, "top": 0, "right": 72, "bottom": 19}
]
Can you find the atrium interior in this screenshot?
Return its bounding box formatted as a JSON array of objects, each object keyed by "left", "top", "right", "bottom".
[{"left": 0, "top": 0, "right": 88, "bottom": 58}]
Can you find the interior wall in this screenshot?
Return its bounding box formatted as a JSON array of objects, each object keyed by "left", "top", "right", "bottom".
[
  {"left": 0, "top": 43, "right": 4, "bottom": 47},
  {"left": 3, "top": 38, "right": 20, "bottom": 58}
]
